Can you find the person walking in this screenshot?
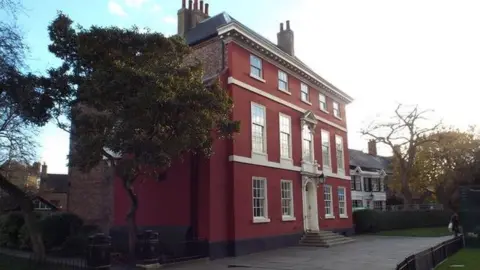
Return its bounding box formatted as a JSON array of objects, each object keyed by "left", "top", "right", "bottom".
[{"left": 450, "top": 213, "right": 460, "bottom": 237}]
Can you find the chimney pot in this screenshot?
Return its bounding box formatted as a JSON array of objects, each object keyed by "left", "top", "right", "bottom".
[
  {"left": 205, "top": 3, "right": 209, "bottom": 15},
  {"left": 200, "top": 0, "right": 204, "bottom": 12},
  {"left": 188, "top": 0, "right": 193, "bottom": 9},
  {"left": 182, "top": 0, "right": 186, "bottom": 8},
  {"left": 277, "top": 20, "right": 294, "bottom": 55},
  {"left": 286, "top": 20, "right": 291, "bottom": 30},
  {"left": 280, "top": 22, "right": 284, "bottom": 31},
  {"left": 194, "top": 0, "right": 198, "bottom": 10}
]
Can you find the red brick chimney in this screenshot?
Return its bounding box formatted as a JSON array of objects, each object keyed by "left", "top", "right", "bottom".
[
  {"left": 368, "top": 139, "right": 377, "bottom": 156},
  {"left": 177, "top": 0, "right": 210, "bottom": 38},
  {"left": 277, "top": 20, "right": 294, "bottom": 55}
]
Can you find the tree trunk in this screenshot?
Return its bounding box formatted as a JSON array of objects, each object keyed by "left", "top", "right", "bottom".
[
  {"left": 0, "top": 174, "right": 45, "bottom": 261},
  {"left": 123, "top": 178, "right": 138, "bottom": 266},
  {"left": 400, "top": 173, "right": 413, "bottom": 208}
]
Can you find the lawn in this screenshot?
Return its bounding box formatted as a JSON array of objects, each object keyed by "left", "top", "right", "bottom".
[
  {"left": 436, "top": 249, "right": 480, "bottom": 270},
  {"left": 375, "top": 226, "right": 452, "bottom": 237}
]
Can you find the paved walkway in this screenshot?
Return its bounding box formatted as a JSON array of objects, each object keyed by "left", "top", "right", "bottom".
[{"left": 165, "top": 235, "right": 453, "bottom": 270}]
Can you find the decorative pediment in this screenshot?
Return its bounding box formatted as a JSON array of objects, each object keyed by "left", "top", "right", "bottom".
[
  {"left": 301, "top": 110, "right": 317, "bottom": 129},
  {"left": 354, "top": 166, "right": 363, "bottom": 174},
  {"left": 379, "top": 169, "right": 387, "bottom": 178},
  {"left": 301, "top": 173, "right": 325, "bottom": 188}
]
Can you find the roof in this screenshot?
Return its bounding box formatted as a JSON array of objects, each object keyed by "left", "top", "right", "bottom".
[
  {"left": 184, "top": 12, "right": 353, "bottom": 102},
  {"left": 41, "top": 173, "right": 69, "bottom": 193},
  {"left": 0, "top": 195, "right": 58, "bottom": 212},
  {"left": 349, "top": 149, "right": 392, "bottom": 173}
]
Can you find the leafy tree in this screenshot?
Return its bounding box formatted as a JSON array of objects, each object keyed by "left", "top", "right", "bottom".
[
  {"left": 361, "top": 104, "right": 441, "bottom": 206},
  {"left": 46, "top": 13, "right": 239, "bottom": 261}
]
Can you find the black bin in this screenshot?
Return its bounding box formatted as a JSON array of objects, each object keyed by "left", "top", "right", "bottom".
[
  {"left": 136, "top": 230, "right": 160, "bottom": 265},
  {"left": 87, "top": 233, "right": 111, "bottom": 269}
]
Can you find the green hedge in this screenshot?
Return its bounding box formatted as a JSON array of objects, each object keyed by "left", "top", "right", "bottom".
[{"left": 353, "top": 209, "right": 452, "bottom": 233}]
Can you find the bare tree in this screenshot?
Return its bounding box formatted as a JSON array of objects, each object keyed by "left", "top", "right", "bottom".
[{"left": 361, "top": 104, "right": 441, "bottom": 206}]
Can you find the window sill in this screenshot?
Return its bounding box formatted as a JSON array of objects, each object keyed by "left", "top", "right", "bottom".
[
  {"left": 334, "top": 115, "right": 342, "bottom": 120},
  {"left": 278, "top": 88, "right": 291, "bottom": 95},
  {"left": 340, "top": 215, "right": 349, "bottom": 219},
  {"left": 337, "top": 169, "right": 345, "bottom": 176},
  {"left": 301, "top": 99, "right": 312, "bottom": 106},
  {"left": 320, "top": 108, "right": 329, "bottom": 114},
  {"left": 253, "top": 217, "right": 271, "bottom": 224},
  {"left": 250, "top": 74, "right": 266, "bottom": 83},
  {"left": 325, "top": 215, "right": 335, "bottom": 219},
  {"left": 282, "top": 216, "right": 296, "bottom": 222}
]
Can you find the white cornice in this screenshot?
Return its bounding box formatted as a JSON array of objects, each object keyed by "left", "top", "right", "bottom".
[
  {"left": 218, "top": 23, "right": 354, "bottom": 103},
  {"left": 228, "top": 77, "right": 347, "bottom": 133}
]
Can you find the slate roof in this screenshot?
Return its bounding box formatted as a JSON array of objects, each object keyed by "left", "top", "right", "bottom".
[
  {"left": 41, "top": 173, "right": 69, "bottom": 193},
  {"left": 349, "top": 149, "right": 392, "bottom": 173}
]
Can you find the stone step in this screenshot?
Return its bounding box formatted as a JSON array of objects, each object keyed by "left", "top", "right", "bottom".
[
  {"left": 301, "top": 234, "right": 342, "bottom": 241},
  {"left": 299, "top": 231, "right": 354, "bottom": 248},
  {"left": 300, "top": 237, "right": 354, "bottom": 247}
]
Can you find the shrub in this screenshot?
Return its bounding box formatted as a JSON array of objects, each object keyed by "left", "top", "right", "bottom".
[
  {"left": 59, "top": 224, "right": 102, "bottom": 257},
  {"left": 353, "top": 209, "right": 452, "bottom": 234},
  {"left": 0, "top": 212, "right": 25, "bottom": 248},
  {"left": 40, "top": 212, "right": 84, "bottom": 250}
]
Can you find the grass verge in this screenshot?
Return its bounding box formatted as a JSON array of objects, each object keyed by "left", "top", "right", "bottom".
[{"left": 435, "top": 249, "right": 480, "bottom": 270}]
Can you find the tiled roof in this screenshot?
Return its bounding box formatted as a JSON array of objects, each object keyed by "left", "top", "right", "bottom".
[
  {"left": 41, "top": 173, "right": 69, "bottom": 193},
  {"left": 349, "top": 149, "right": 392, "bottom": 173},
  {"left": 185, "top": 12, "right": 233, "bottom": 45}
]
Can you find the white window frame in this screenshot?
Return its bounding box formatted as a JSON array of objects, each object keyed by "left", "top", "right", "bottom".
[
  {"left": 279, "top": 113, "right": 292, "bottom": 160},
  {"left": 281, "top": 180, "right": 295, "bottom": 221},
  {"left": 338, "top": 187, "right": 347, "bottom": 218},
  {"left": 321, "top": 130, "right": 331, "bottom": 170},
  {"left": 300, "top": 83, "right": 310, "bottom": 104},
  {"left": 250, "top": 54, "right": 263, "bottom": 79},
  {"left": 333, "top": 101, "right": 341, "bottom": 118},
  {"left": 324, "top": 185, "right": 334, "bottom": 218},
  {"left": 251, "top": 102, "right": 267, "bottom": 155},
  {"left": 278, "top": 70, "right": 289, "bottom": 92},
  {"left": 252, "top": 177, "right": 270, "bottom": 223},
  {"left": 302, "top": 125, "right": 314, "bottom": 163},
  {"left": 319, "top": 94, "right": 327, "bottom": 112},
  {"left": 335, "top": 135, "right": 345, "bottom": 175}
]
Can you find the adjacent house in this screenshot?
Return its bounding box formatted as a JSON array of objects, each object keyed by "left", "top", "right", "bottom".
[
  {"left": 349, "top": 140, "right": 392, "bottom": 211},
  {"left": 39, "top": 163, "right": 69, "bottom": 210},
  {"left": 68, "top": 0, "right": 354, "bottom": 259}
]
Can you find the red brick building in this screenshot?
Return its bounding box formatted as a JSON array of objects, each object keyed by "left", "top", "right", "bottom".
[{"left": 68, "top": 0, "right": 354, "bottom": 259}]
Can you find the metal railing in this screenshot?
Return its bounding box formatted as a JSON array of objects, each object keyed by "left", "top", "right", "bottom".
[{"left": 396, "top": 236, "right": 464, "bottom": 270}]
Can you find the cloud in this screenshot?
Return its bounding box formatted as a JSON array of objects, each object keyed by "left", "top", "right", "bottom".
[
  {"left": 151, "top": 3, "right": 162, "bottom": 13},
  {"left": 108, "top": 1, "right": 127, "bottom": 16},
  {"left": 125, "top": 0, "right": 149, "bottom": 8},
  {"left": 163, "top": 16, "right": 176, "bottom": 24}
]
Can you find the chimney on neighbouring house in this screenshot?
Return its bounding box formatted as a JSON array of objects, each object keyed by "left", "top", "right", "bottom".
[
  {"left": 177, "top": 0, "right": 210, "bottom": 38},
  {"left": 277, "top": 20, "right": 294, "bottom": 55},
  {"left": 368, "top": 139, "right": 377, "bottom": 156},
  {"left": 41, "top": 162, "right": 47, "bottom": 178}
]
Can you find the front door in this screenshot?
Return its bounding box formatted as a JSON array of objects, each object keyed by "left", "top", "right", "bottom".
[{"left": 303, "top": 181, "right": 319, "bottom": 232}]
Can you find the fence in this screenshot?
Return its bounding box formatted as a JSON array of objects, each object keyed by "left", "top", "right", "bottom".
[
  {"left": 396, "top": 236, "right": 464, "bottom": 270},
  {"left": 0, "top": 254, "right": 88, "bottom": 270}
]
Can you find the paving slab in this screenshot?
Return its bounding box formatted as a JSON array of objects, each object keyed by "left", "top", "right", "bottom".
[{"left": 165, "top": 235, "right": 454, "bottom": 270}]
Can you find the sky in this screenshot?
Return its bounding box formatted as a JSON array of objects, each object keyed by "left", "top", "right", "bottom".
[{"left": 7, "top": 0, "right": 480, "bottom": 174}]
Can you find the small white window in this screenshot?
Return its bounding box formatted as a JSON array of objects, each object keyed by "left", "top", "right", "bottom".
[
  {"left": 333, "top": 102, "right": 341, "bottom": 118},
  {"left": 250, "top": 55, "right": 262, "bottom": 78},
  {"left": 352, "top": 200, "right": 363, "bottom": 208},
  {"left": 374, "top": 201, "right": 384, "bottom": 211},
  {"left": 338, "top": 187, "right": 347, "bottom": 217},
  {"left": 279, "top": 114, "right": 291, "bottom": 159},
  {"left": 319, "top": 94, "right": 327, "bottom": 111},
  {"left": 302, "top": 125, "right": 313, "bottom": 162},
  {"left": 281, "top": 180, "right": 294, "bottom": 219},
  {"left": 278, "top": 70, "right": 288, "bottom": 91},
  {"left": 251, "top": 103, "right": 266, "bottom": 153},
  {"left": 321, "top": 130, "right": 331, "bottom": 168},
  {"left": 252, "top": 177, "right": 269, "bottom": 221},
  {"left": 300, "top": 83, "right": 309, "bottom": 102},
  {"left": 335, "top": 135, "right": 345, "bottom": 173},
  {"left": 324, "top": 185, "right": 333, "bottom": 217}
]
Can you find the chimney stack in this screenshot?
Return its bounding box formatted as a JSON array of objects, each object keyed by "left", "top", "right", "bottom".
[
  {"left": 41, "top": 162, "right": 47, "bottom": 177},
  {"left": 177, "top": 0, "right": 210, "bottom": 38},
  {"left": 367, "top": 140, "right": 377, "bottom": 156},
  {"left": 277, "top": 20, "right": 294, "bottom": 55}
]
